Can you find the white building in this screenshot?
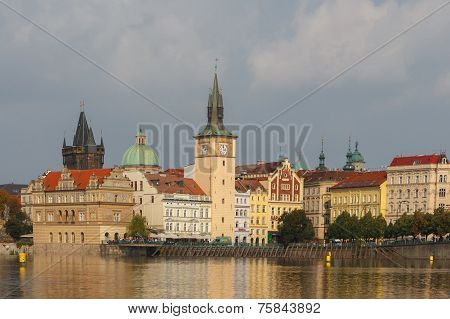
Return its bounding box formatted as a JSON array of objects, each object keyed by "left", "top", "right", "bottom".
[
  {"left": 234, "top": 181, "right": 251, "bottom": 244},
  {"left": 386, "top": 154, "right": 450, "bottom": 223},
  {"left": 124, "top": 170, "right": 212, "bottom": 242}
]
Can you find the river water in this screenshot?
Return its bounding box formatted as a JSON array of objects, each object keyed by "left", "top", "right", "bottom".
[{"left": 0, "top": 255, "right": 449, "bottom": 298}]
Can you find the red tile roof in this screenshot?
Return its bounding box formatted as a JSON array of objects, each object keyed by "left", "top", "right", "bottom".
[
  {"left": 235, "top": 179, "right": 266, "bottom": 192},
  {"left": 145, "top": 173, "right": 206, "bottom": 196},
  {"left": 42, "top": 169, "right": 112, "bottom": 191},
  {"left": 299, "top": 170, "right": 358, "bottom": 184},
  {"left": 163, "top": 168, "right": 184, "bottom": 177},
  {"left": 331, "top": 171, "right": 387, "bottom": 189},
  {"left": 389, "top": 154, "right": 446, "bottom": 167}
]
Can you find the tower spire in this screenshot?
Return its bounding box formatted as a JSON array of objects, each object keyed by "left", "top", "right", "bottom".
[
  {"left": 343, "top": 136, "right": 355, "bottom": 171},
  {"left": 316, "top": 137, "right": 327, "bottom": 170}
]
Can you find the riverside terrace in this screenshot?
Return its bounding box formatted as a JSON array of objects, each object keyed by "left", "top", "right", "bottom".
[{"left": 101, "top": 239, "right": 450, "bottom": 260}]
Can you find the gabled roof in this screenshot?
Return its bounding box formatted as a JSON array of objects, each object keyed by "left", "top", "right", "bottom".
[
  {"left": 42, "top": 169, "right": 112, "bottom": 191},
  {"left": 234, "top": 179, "right": 266, "bottom": 192},
  {"left": 236, "top": 161, "right": 280, "bottom": 176},
  {"left": 389, "top": 154, "right": 446, "bottom": 167},
  {"left": 331, "top": 171, "right": 387, "bottom": 190},
  {"left": 299, "top": 170, "right": 359, "bottom": 184},
  {"left": 145, "top": 173, "right": 205, "bottom": 196}
]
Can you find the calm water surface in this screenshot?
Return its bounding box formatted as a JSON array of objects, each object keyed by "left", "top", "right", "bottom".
[{"left": 0, "top": 255, "right": 449, "bottom": 298}]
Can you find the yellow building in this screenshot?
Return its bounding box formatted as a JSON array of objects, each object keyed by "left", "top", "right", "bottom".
[
  {"left": 236, "top": 180, "right": 268, "bottom": 245},
  {"left": 330, "top": 171, "right": 387, "bottom": 221},
  {"left": 27, "top": 167, "right": 134, "bottom": 246}
]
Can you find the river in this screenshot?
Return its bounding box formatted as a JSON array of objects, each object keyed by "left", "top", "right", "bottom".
[{"left": 0, "top": 255, "right": 449, "bottom": 298}]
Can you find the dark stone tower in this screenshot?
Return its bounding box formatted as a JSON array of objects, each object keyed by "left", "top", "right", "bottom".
[{"left": 62, "top": 101, "right": 105, "bottom": 169}]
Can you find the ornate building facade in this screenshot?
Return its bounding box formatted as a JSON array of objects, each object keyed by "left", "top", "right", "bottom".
[
  {"left": 62, "top": 103, "right": 105, "bottom": 170},
  {"left": 386, "top": 154, "right": 450, "bottom": 223},
  {"left": 27, "top": 167, "right": 134, "bottom": 246},
  {"left": 234, "top": 180, "right": 251, "bottom": 244}
]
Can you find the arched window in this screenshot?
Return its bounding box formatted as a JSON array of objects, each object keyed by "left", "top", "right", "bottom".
[
  {"left": 71, "top": 232, "right": 75, "bottom": 243},
  {"left": 80, "top": 232, "right": 85, "bottom": 244},
  {"left": 49, "top": 232, "right": 53, "bottom": 243},
  {"left": 58, "top": 232, "right": 62, "bottom": 243},
  {"left": 65, "top": 232, "right": 68, "bottom": 243}
]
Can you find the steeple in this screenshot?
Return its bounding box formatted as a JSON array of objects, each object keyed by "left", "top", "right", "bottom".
[
  {"left": 73, "top": 101, "right": 96, "bottom": 146},
  {"left": 63, "top": 137, "right": 66, "bottom": 148},
  {"left": 351, "top": 140, "right": 365, "bottom": 171},
  {"left": 316, "top": 138, "right": 327, "bottom": 171},
  {"left": 343, "top": 136, "right": 355, "bottom": 171},
  {"left": 197, "top": 71, "right": 233, "bottom": 137}
]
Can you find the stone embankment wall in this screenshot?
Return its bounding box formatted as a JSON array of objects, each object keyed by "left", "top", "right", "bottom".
[
  {"left": 391, "top": 243, "right": 449, "bottom": 260},
  {"left": 0, "top": 243, "right": 33, "bottom": 255},
  {"left": 33, "top": 243, "right": 101, "bottom": 255}
]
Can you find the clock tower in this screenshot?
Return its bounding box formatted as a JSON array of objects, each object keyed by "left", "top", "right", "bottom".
[{"left": 194, "top": 72, "right": 237, "bottom": 240}]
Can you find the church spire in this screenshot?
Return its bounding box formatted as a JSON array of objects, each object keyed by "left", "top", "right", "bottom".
[
  {"left": 343, "top": 136, "right": 355, "bottom": 171},
  {"left": 197, "top": 69, "right": 232, "bottom": 137},
  {"left": 316, "top": 138, "right": 327, "bottom": 170}
]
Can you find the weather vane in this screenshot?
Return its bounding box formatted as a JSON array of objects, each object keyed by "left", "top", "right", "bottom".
[{"left": 214, "top": 58, "right": 219, "bottom": 73}]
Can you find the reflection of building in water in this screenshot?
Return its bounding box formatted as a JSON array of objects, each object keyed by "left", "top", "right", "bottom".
[
  {"left": 30, "top": 254, "right": 133, "bottom": 298},
  {"left": 207, "top": 258, "right": 235, "bottom": 298}
]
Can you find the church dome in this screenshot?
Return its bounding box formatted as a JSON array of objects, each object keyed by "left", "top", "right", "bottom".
[
  {"left": 351, "top": 142, "right": 365, "bottom": 163},
  {"left": 121, "top": 130, "right": 159, "bottom": 168}
]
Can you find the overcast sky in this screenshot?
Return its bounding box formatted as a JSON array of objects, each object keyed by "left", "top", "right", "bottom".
[{"left": 1, "top": 0, "right": 450, "bottom": 183}]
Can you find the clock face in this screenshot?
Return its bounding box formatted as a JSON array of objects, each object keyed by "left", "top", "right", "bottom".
[
  {"left": 201, "top": 144, "right": 208, "bottom": 155},
  {"left": 219, "top": 144, "right": 228, "bottom": 156}
]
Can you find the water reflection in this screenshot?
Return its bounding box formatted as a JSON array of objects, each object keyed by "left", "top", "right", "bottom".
[{"left": 0, "top": 255, "right": 448, "bottom": 299}]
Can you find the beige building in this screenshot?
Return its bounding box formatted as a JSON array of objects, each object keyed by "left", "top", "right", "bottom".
[
  {"left": 301, "top": 170, "right": 356, "bottom": 240},
  {"left": 193, "top": 72, "right": 237, "bottom": 240},
  {"left": 26, "top": 167, "right": 134, "bottom": 245},
  {"left": 386, "top": 154, "right": 450, "bottom": 223}
]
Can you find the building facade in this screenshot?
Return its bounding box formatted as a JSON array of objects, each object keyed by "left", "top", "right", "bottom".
[
  {"left": 234, "top": 181, "right": 251, "bottom": 244},
  {"left": 145, "top": 173, "right": 212, "bottom": 241},
  {"left": 193, "top": 72, "right": 237, "bottom": 240},
  {"left": 62, "top": 103, "right": 105, "bottom": 170},
  {"left": 27, "top": 167, "right": 134, "bottom": 245},
  {"left": 330, "top": 171, "right": 387, "bottom": 222},
  {"left": 386, "top": 154, "right": 450, "bottom": 223},
  {"left": 301, "top": 170, "right": 356, "bottom": 240}
]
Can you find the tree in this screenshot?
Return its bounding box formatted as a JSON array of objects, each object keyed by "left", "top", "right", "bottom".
[
  {"left": 4, "top": 211, "right": 32, "bottom": 240},
  {"left": 128, "top": 215, "right": 149, "bottom": 238},
  {"left": 278, "top": 209, "right": 314, "bottom": 246},
  {"left": 396, "top": 214, "right": 414, "bottom": 238},
  {"left": 328, "top": 211, "right": 355, "bottom": 241},
  {"left": 373, "top": 215, "right": 387, "bottom": 240},
  {"left": 432, "top": 208, "right": 450, "bottom": 238},
  {"left": 384, "top": 221, "right": 396, "bottom": 239},
  {"left": 419, "top": 213, "right": 434, "bottom": 240}
]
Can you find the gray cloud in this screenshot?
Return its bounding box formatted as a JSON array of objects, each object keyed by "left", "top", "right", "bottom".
[{"left": 0, "top": 0, "right": 449, "bottom": 183}]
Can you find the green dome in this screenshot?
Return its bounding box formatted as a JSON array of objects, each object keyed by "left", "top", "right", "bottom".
[
  {"left": 351, "top": 141, "right": 365, "bottom": 163},
  {"left": 121, "top": 131, "right": 159, "bottom": 167}
]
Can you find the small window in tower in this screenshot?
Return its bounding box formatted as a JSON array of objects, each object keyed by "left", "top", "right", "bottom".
[
  {"left": 222, "top": 217, "right": 224, "bottom": 223},
  {"left": 223, "top": 160, "right": 225, "bottom": 166},
  {"left": 222, "top": 198, "right": 225, "bottom": 204},
  {"left": 222, "top": 179, "right": 225, "bottom": 185}
]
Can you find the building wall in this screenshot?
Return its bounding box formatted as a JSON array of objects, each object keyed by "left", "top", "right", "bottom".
[
  {"left": 304, "top": 180, "right": 335, "bottom": 240},
  {"left": 194, "top": 135, "right": 236, "bottom": 239},
  {"left": 249, "top": 187, "right": 268, "bottom": 245},
  {"left": 386, "top": 163, "right": 450, "bottom": 223},
  {"left": 330, "top": 182, "right": 387, "bottom": 221},
  {"left": 234, "top": 190, "right": 250, "bottom": 243}
]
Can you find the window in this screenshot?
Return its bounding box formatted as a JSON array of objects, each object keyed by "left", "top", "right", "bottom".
[
  {"left": 222, "top": 217, "right": 225, "bottom": 223},
  {"left": 415, "top": 189, "right": 419, "bottom": 198},
  {"left": 223, "top": 160, "right": 225, "bottom": 166},
  {"left": 151, "top": 196, "right": 154, "bottom": 203},
  {"left": 439, "top": 188, "right": 446, "bottom": 198},
  {"left": 139, "top": 197, "right": 143, "bottom": 204},
  {"left": 222, "top": 179, "right": 225, "bottom": 186},
  {"left": 399, "top": 176, "right": 403, "bottom": 184},
  {"left": 439, "top": 203, "right": 445, "bottom": 208},
  {"left": 424, "top": 175, "right": 428, "bottom": 183},
  {"left": 49, "top": 232, "right": 53, "bottom": 243},
  {"left": 113, "top": 212, "right": 120, "bottom": 222},
  {"left": 416, "top": 176, "right": 419, "bottom": 183},
  {"left": 423, "top": 189, "right": 427, "bottom": 198},
  {"left": 140, "top": 181, "right": 143, "bottom": 191},
  {"left": 79, "top": 212, "right": 85, "bottom": 221},
  {"left": 80, "top": 232, "right": 85, "bottom": 243},
  {"left": 222, "top": 198, "right": 225, "bottom": 204}
]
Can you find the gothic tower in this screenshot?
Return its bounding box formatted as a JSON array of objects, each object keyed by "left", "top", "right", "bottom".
[
  {"left": 194, "top": 72, "right": 237, "bottom": 240},
  {"left": 62, "top": 101, "right": 105, "bottom": 170}
]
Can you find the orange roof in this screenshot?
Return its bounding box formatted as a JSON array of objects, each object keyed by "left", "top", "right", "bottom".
[
  {"left": 163, "top": 168, "right": 184, "bottom": 177},
  {"left": 331, "top": 171, "right": 387, "bottom": 189},
  {"left": 42, "top": 169, "right": 112, "bottom": 191},
  {"left": 389, "top": 154, "right": 446, "bottom": 167},
  {"left": 235, "top": 179, "right": 266, "bottom": 192},
  {"left": 145, "top": 173, "right": 205, "bottom": 196}
]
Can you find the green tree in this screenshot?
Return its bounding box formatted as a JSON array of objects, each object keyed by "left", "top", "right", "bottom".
[
  {"left": 328, "top": 211, "right": 357, "bottom": 241},
  {"left": 419, "top": 213, "right": 435, "bottom": 240},
  {"left": 4, "top": 211, "right": 32, "bottom": 240},
  {"left": 432, "top": 208, "right": 450, "bottom": 238},
  {"left": 384, "top": 221, "right": 396, "bottom": 239},
  {"left": 359, "top": 213, "right": 375, "bottom": 240},
  {"left": 278, "top": 209, "right": 314, "bottom": 246},
  {"left": 373, "top": 215, "right": 387, "bottom": 240},
  {"left": 127, "top": 215, "right": 149, "bottom": 238},
  {"left": 396, "top": 214, "right": 414, "bottom": 238}
]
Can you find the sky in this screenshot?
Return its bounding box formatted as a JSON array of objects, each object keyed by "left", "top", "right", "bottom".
[{"left": 1, "top": 0, "right": 450, "bottom": 183}]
